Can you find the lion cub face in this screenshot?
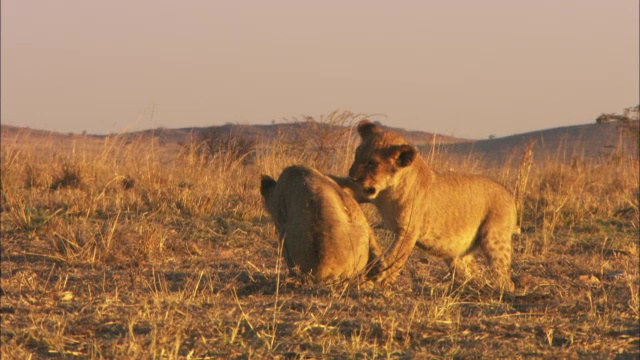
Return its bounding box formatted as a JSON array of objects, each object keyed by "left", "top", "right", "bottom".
[{"left": 348, "top": 121, "right": 417, "bottom": 200}]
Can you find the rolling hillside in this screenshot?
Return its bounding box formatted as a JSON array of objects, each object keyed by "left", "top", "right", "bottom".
[
  {"left": 434, "top": 120, "right": 638, "bottom": 165},
  {"left": 2, "top": 120, "right": 637, "bottom": 165}
]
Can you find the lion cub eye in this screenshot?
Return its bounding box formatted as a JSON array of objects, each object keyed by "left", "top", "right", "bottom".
[{"left": 366, "top": 160, "right": 378, "bottom": 169}]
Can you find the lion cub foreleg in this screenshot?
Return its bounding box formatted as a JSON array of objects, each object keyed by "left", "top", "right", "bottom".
[
  {"left": 365, "top": 231, "right": 388, "bottom": 279},
  {"left": 373, "top": 227, "right": 420, "bottom": 283}
]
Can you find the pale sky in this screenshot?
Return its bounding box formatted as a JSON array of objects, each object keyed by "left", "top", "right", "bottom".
[{"left": 2, "top": 1, "right": 638, "bottom": 139}]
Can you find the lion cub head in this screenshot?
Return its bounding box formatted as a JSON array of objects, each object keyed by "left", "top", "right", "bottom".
[{"left": 348, "top": 120, "right": 418, "bottom": 200}]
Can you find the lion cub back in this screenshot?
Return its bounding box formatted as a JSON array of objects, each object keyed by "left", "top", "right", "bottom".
[{"left": 260, "top": 165, "right": 371, "bottom": 280}]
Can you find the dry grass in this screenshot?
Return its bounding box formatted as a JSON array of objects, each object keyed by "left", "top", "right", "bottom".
[{"left": 1, "top": 116, "right": 638, "bottom": 359}]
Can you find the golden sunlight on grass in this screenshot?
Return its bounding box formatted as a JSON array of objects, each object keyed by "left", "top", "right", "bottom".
[{"left": 1, "top": 113, "right": 638, "bottom": 358}]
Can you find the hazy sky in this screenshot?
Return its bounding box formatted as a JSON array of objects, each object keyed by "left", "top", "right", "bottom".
[{"left": 2, "top": 1, "right": 638, "bottom": 139}]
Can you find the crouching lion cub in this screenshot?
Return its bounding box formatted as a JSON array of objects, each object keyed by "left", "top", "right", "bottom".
[
  {"left": 347, "top": 120, "right": 518, "bottom": 291},
  {"left": 260, "top": 165, "right": 384, "bottom": 281}
]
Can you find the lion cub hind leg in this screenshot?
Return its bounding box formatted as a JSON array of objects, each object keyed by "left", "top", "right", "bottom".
[
  {"left": 478, "top": 228, "right": 515, "bottom": 293},
  {"left": 444, "top": 255, "right": 477, "bottom": 286}
]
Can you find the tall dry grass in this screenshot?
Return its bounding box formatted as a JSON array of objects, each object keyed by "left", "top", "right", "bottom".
[{"left": 1, "top": 114, "right": 638, "bottom": 358}]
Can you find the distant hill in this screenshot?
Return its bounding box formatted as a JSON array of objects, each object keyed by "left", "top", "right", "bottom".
[
  {"left": 2, "top": 120, "right": 637, "bottom": 165},
  {"left": 94, "top": 122, "right": 467, "bottom": 147},
  {"left": 1, "top": 124, "right": 81, "bottom": 140},
  {"left": 433, "top": 120, "right": 638, "bottom": 165}
]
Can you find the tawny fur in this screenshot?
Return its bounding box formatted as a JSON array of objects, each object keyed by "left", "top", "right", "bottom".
[
  {"left": 260, "top": 165, "right": 384, "bottom": 281},
  {"left": 347, "top": 121, "right": 517, "bottom": 291}
]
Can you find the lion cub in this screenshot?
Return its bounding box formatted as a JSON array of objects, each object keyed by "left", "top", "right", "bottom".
[
  {"left": 347, "top": 120, "right": 518, "bottom": 291},
  {"left": 260, "top": 165, "right": 383, "bottom": 281}
]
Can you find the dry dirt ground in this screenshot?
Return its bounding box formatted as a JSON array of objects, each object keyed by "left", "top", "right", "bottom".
[{"left": 2, "top": 220, "right": 638, "bottom": 359}]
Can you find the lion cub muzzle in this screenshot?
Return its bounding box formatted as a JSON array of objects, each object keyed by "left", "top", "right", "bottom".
[{"left": 348, "top": 173, "right": 379, "bottom": 201}]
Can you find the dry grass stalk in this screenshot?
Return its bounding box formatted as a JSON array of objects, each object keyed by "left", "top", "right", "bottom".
[{"left": 515, "top": 139, "right": 535, "bottom": 229}]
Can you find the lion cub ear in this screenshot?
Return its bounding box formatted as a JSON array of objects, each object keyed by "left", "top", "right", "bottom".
[
  {"left": 260, "top": 175, "right": 277, "bottom": 199},
  {"left": 357, "top": 120, "right": 381, "bottom": 138},
  {"left": 391, "top": 144, "right": 417, "bottom": 167}
]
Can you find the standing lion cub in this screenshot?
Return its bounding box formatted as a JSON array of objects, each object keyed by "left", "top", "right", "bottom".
[
  {"left": 260, "top": 165, "right": 384, "bottom": 281},
  {"left": 347, "top": 120, "right": 518, "bottom": 291}
]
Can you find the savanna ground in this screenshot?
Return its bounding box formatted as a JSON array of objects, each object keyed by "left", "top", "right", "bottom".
[{"left": 1, "top": 113, "right": 639, "bottom": 359}]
